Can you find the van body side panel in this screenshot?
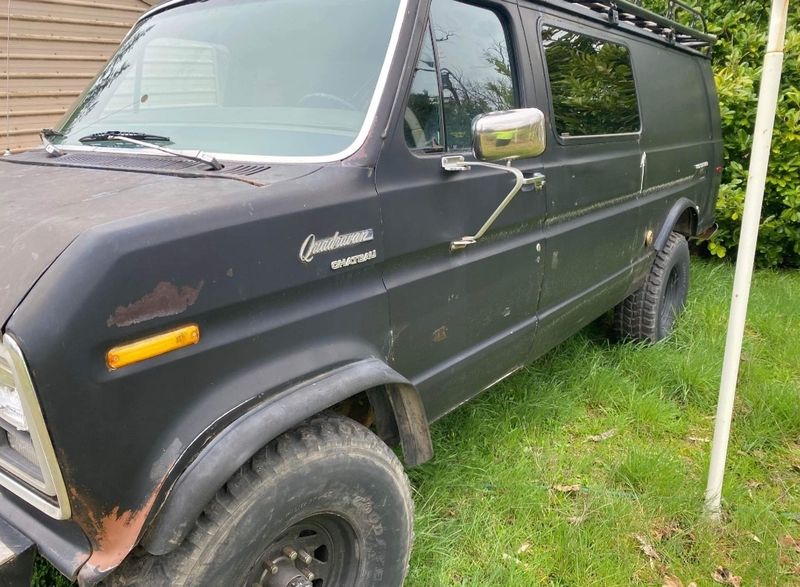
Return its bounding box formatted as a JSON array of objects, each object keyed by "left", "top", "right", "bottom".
[
  {"left": 633, "top": 41, "right": 719, "bottom": 245},
  {"left": 6, "top": 165, "right": 391, "bottom": 574},
  {"left": 377, "top": 0, "right": 547, "bottom": 422},
  {"left": 520, "top": 7, "right": 647, "bottom": 356}
]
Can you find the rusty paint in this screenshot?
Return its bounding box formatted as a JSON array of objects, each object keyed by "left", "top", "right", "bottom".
[
  {"left": 70, "top": 442, "right": 183, "bottom": 583},
  {"left": 73, "top": 474, "right": 170, "bottom": 583},
  {"left": 107, "top": 280, "right": 204, "bottom": 328},
  {"left": 432, "top": 325, "right": 448, "bottom": 343}
]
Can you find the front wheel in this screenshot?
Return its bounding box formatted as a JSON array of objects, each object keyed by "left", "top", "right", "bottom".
[
  {"left": 614, "top": 231, "right": 690, "bottom": 343},
  {"left": 105, "top": 414, "right": 414, "bottom": 587}
]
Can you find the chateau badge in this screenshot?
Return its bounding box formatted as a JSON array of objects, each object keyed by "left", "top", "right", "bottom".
[{"left": 331, "top": 249, "right": 377, "bottom": 270}]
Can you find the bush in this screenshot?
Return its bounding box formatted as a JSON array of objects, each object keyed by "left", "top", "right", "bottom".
[{"left": 642, "top": 1, "right": 800, "bottom": 267}]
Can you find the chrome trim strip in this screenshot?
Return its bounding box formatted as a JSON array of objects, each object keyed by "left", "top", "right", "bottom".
[
  {"left": 0, "top": 335, "right": 70, "bottom": 520},
  {"left": 56, "top": 0, "right": 409, "bottom": 166},
  {"left": 138, "top": 0, "right": 202, "bottom": 24},
  {"left": 544, "top": 173, "right": 697, "bottom": 226}
]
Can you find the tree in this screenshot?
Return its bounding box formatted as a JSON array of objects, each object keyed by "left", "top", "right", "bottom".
[{"left": 643, "top": 1, "right": 800, "bottom": 267}]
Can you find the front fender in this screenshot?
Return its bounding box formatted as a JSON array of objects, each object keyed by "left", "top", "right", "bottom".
[{"left": 141, "top": 358, "right": 430, "bottom": 556}]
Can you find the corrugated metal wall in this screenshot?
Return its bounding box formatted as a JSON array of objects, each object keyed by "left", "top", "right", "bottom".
[{"left": 1, "top": 0, "right": 154, "bottom": 154}]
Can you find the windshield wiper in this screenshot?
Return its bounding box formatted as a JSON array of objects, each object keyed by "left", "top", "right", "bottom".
[
  {"left": 79, "top": 131, "right": 172, "bottom": 144},
  {"left": 80, "top": 133, "right": 223, "bottom": 171}
]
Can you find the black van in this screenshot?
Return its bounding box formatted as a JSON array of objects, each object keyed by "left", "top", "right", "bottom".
[{"left": 0, "top": 0, "right": 721, "bottom": 584}]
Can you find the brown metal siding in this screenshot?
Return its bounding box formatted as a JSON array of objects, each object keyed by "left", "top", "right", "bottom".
[{"left": 1, "top": 0, "right": 154, "bottom": 153}]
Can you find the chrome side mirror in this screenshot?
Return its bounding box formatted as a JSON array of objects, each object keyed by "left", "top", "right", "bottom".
[{"left": 472, "top": 108, "right": 546, "bottom": 162}]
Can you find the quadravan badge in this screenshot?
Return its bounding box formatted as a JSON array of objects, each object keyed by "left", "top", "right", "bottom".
[{"left": 299, "top": 229, "right": 376, "bottom": 270}]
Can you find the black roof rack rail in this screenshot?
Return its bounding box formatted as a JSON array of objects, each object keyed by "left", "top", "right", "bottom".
[{"left": 565, "top": 0, "right": 716, "bottom": 56}]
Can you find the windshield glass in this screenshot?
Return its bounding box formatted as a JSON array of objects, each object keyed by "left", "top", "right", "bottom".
[{"left": 52, "top": 0, "right": 403, "bottom": 159}]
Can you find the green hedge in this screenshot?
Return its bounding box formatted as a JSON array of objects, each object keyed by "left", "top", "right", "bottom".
[{"left": 642, "top": 1, "right": 800, "bottom": 267}]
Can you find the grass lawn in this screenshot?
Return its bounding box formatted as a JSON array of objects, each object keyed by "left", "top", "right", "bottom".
[
  {"left": 406, "top": 259, "right": 800, "bottom": 586},
  {"left": 35, "top": 259, "right": 799, "bottom": 586}
]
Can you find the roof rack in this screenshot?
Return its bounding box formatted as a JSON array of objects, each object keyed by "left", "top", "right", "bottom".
[{"left": 566, "top": 0, "right": 716, "bottom": 56}]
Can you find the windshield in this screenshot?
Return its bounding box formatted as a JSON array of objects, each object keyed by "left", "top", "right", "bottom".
[{"left": 52, "top": 0, "right": 403, "bottom": 160}]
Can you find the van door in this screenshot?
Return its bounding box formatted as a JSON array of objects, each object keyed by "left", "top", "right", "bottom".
[
  {"left": 519, "top": 7, "right": 647, "bottom": 354},
  {"left": 376, "top": 0, "right": 546, "bottom": 421}
]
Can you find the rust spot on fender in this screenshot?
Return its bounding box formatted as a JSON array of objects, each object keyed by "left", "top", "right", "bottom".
[
  {"left": 107, "top": 281, "right": 204, "bottom": 328},
  {"left": 432, "top": 325, "right": 448, "bottom": 343},
  {"left": 71, "top": 445, "right": 181, "bottom": 582},
  {"left": 73, "top": 476, "right": 169, "bottom": 583}
]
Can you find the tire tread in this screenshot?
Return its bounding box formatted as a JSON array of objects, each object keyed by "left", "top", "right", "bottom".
[
  {"left": 613, "top": 232, "right": 688, "bottom": 343},
  {"left": 103, "top": 413, "right": 412, "bottom": 587}
]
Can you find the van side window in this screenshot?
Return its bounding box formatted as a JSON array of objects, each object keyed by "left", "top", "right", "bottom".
[
  {"left": 542, "top": 26, "right": 640, "bottom": 137},
  {"left": 405, "top": 26, "right": 445, "bottom": 152}
]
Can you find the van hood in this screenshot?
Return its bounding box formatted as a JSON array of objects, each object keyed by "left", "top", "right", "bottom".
[{"left": 0, "top": 152, "right": 320, "bottom": 326}]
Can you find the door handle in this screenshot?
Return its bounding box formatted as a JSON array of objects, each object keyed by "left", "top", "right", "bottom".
[
  {"left": 442, "top": 155, "right": 545, "bottom": 251},
  {"left": 694, "top": 161, "right": 709, "bottom": 178}
]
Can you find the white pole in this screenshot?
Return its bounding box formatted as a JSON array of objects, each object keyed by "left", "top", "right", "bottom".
[{"left": 704, "top": 0, "right": 790, "bottom": 518}]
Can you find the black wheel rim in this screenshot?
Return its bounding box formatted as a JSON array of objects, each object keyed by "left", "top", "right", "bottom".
[
  {"left": 659, "top": 265, "right": 683, "bottom": 335},
  {"left": 247, "top": 514, "right": 360, "bottom": 587}
]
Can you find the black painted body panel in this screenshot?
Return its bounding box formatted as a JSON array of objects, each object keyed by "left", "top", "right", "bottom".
[
  {"left": 0, "top": 0, "right": 721, "bottom": 581},
  {"left": 377, "top": 0, "right": 547, "bottom": 421},
  {"left": 2, "top": 157, "right": 388, "bottom": 577},
  {"left": 0, "top": 156, "right": 316, "bottom": 328}
]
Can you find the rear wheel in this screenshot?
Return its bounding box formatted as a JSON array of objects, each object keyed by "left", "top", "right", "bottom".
[
  {"left": 105, "top": 413, "right": 413, "bottom": 587},
  {"left": 614, "top": 231, "right": 690, "bottom": 343}
]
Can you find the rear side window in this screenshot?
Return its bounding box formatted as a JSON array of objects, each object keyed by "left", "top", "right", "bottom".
[
  {"left": 404, "top": 0, "right": 517, "bottom": 153},
  {"left": 542, "top": 26, "right": 640, "bottom": 137}
]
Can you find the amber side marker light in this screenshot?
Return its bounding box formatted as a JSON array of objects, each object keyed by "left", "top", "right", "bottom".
[{"left": 106, "top": 324, "right": 200, "bottom": 370}]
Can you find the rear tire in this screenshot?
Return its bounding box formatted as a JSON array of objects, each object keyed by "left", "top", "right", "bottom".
[
  {"left": 614, "top": 231, "right": 690, "bottom": 343},
  {"left": 104, "top": 413, "right": 413, "bottom": 587}
]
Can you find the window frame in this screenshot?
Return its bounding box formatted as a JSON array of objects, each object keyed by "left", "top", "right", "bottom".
[
  {"left": 538, "top": 18, "right": 643, "bottom": 145},
  {"left": 402, "top": 0, "right": 523, "bottom": 157},
  {"left": 403, "top": 21, "right": 447, "bottom": 155}
]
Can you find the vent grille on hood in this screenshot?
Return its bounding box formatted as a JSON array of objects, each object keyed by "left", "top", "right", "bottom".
[
  {"left": 56, "top": 153, "right": 271, "bottom": 177},
  {"left": 61, "top": 152, "right": 203, "bottom": 171},
  {"left": 224, "top": 164, "right": 272, "bottom": 176}
]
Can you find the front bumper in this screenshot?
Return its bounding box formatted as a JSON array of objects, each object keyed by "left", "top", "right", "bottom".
[
  {"left": 0, "top": 516, "right": 35, "bottom": 587},
  {"left": 0, "top": 488, "right": 90, "bottom": 583}
]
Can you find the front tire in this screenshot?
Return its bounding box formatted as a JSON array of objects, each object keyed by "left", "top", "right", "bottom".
[
  {"left": 106, "top": 413, "right": 413, "bottom": 587},
  {"left": 614, "top": 231, "right": 690, "bottom": 343}
]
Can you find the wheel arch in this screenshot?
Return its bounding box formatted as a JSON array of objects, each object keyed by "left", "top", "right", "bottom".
[
  {"left": 141, "top": 358, "right": 432, "bottom": 556},
  {"left": 655, "top": 198, "right": 699, "bottom": 251}
]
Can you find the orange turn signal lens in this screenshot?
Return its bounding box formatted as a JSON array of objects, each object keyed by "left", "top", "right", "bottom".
[{"left": 106, "top": 324, "right": 200, "bottom": 370}]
